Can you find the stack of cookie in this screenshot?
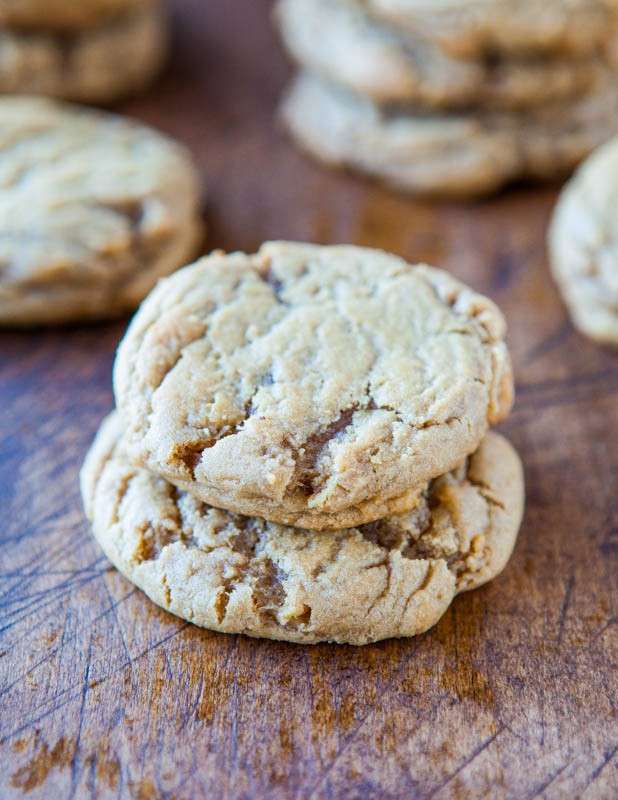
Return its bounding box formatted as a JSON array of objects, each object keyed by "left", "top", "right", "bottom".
[
  {"left": 81, "top": 242, "right": 525, "bottom": 645},
  {"left": 276, "top": 0, "right": 618, "bottom": 197},
  {"left": 0, "top": 0, "right": 167, "bottom": 102}
]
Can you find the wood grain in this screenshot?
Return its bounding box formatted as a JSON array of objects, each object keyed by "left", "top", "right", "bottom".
[{"left": 0, "top": 1, "right": 617, "bottom": 797}]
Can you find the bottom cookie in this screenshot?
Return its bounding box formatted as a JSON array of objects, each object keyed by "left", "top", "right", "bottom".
[
  {"left": 281, "top": 72, "right": 618, "bottom": 198},
  {"left": 0, "top": 6, "right": 166, "bottom": 103},
  {"left": 81, "top": 413, "right": 524, "bottom": 645}
]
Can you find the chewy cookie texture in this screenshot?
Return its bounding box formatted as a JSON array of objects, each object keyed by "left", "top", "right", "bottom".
[
  {"left": 275, "top": 0, "right": 618, "bottom": 197},
  {"left": 549, "top": 137, "right": 618, "bottom": 346},
  {"left": 81, "top": 413, "right": 524, "bottom": 646},
  {"left": 113, "top": 242, "right": 513, "bottom": 530},
  {"left": 0, "top": 96, "right": 203, "bottom": 326},
  {"left": 82, "top": 242, "right": 523, "bottom": 644},
  {"left": 0, "top": 0, "right": 165, "bottom": 102}
]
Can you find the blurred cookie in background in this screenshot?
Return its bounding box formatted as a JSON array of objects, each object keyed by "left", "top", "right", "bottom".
[
  {"left": 358, "top": 0, "right": 618, "bottom": 60},
  {"left": 0, "top": 0, "right": 156, "bottom": 30},
  {"left": 0, "top": 0, "right": 166, "bottom": 102},
  {"left": 275, "top": 0, "right": 618, "bottom": 197},
  {"left": 282, "top": 72, "right": 618, "bottom": 198},
  {"left": 549, "top": 136, "right": 618, "bottom": 346},
  {"left": 276, "top": 0, "right": 605, "bottom": 111},
  {"left": 0, "top": 96, "right": 203, "bottom": 326}
]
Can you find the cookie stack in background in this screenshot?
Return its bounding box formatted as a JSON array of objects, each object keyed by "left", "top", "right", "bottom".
[
  {"left": 81, "top": 242, "right": 525, "bottom": 645},
  {"left": 276, "top": 0, "right": 618, "bottom": 197},
  {"left": 549, "top": 135, "right": 618, "bottom": 347},
  {"left": 0, "top": 0, "right": 167, "bottom": 102},
  {"left": 0, "top": 96, "right": 203, "bottom": 326}
]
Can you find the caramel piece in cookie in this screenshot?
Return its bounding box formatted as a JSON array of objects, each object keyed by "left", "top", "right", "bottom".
[
  {"left": 81, "top": 413, "right": 524, "bottom": 645},
  {"left": 114, "top": 242, "right": 513, "bottom": 529},
  {"left": 549, "top": 136, "right": 618, "bottom": 346},
  {"left": 0, "top": 97, "right": 203, "bottom": 326}
]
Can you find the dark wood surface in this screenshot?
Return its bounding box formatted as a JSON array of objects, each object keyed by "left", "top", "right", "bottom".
[{"left": 1, "top": 1, "right": 617, "bottom": 798}]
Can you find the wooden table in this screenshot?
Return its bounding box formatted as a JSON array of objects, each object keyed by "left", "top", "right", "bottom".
[{"left": 1, "top": 1, "right": 616, "bottom": 797}]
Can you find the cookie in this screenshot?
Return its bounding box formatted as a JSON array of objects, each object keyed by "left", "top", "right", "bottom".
[
  {"left": 113, "top": 242, "right": 513, "bottom": 530},
  {"left": 361, "top": 0, "right": 618, "bottom": 59},
  {"left": 0, "top": 97, "right": 202, "bottom": 326},
  {"left": 276, "top": 0, "right": 602, "bottom": 110},
  {"left": 0, "top": 0, "right": 154, "bottom": 30},
  {"left": 549, "top": 136, "right": 618, "bottom": 345},
  {"left": 0, "top": 6, "right": 166, "bottom": 103},
  {"left": 81, "top": 412, "right": 524, "bottom": 645},
  {"left": 281, "top": 72, "right": 618, "bottom": 198}
]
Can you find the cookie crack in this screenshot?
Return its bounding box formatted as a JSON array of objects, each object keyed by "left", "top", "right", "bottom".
[
  {"left": 311, "top": 537, "right": 344, "bottom": 578},
  {"left": 289, "top": 407, "right": 357, "bottom": 496},
  {"left": 131, "top": 280, "right": 213, "bottom": 422},
  {"left": 171, "top": 423, "right": 240, "bottom": 479},
  {"left": 256, "top": 258, "right": 288, "bottom": 305},
  {"left": 366, "top": 557, "right": 392, "bottom": 614},
  {"left": 399, "top": 562, "right": 436, "bottom": 629},
  {"left": 110, "top": 470, "right": 138, "bottom": 526},
  {"left": 419, "top": 271, "right": 500, "bottom": 344},
  {"left": 133, "top": 484, "right": 197, "bottom": 562},
  {"left": 171, "top": 356, "right": 264, "bottom": 473},
  {"left": 0, "top": 129, "right": 59, "bottom": 186},
  {"left": 161, "top": 574, "right": 172, "bottom": 607},
  {"left": 466, "top": 473, "right": 506, "bottom": 511}
]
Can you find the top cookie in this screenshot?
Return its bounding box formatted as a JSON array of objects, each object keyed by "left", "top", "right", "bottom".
[
  {"left": 114, "top": 242, "right": 513, "bottom": 529},
  {"left": 549, "top": 136, "right": 618, "bottom": 345},
  {"left": 0, "top": 97, "right": 202, "bottom": 326},
  {"left": 361, "top": 0, "right": 618, "bottom": 59},
  {"left": 276, "top": 0, "right": 603, "bottom": 110},
  {"left": 0, "top": 0, "right": 154, "bottom": 30}
]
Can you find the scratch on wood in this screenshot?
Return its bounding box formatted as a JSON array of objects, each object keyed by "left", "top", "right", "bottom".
[
  {"left": 556, "top": 574, "right": 575, "bottom": 645},
  {"left": 425, "top": 726, "right": 505, "bottom": 800}
]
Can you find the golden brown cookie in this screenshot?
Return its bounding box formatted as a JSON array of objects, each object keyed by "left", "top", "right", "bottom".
[
  {"left": 0, "top": 5, "right": 166, "bottom": 103},
  {"left": 282, "top": 72, "right": 618, "bottom": 198},
  {"left": 549, "top": 136, "right": 618, "bottom": 345},
  {"left": 113, "top": 242, "right": 513, "bottom": 529},
  {"left": 276, "top": 0, "right": 603, "bottom": 110},
  {"left": 0, "top": 97, "right": 203, "bottom": 326},
  {"left": 0, "top": 0, "right": 154, "bottom": 30},
  {"left": 360, "top": 0, "right": 618, "bottom": 59},
  {"left": 81, "top": 412, "right": 524, "bottom": 645}
]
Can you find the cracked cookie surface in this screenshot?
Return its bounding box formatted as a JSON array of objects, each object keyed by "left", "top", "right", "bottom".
[
  {"left": 276, "top": 0, "right": 603, "bottom": 111},
  {"left": 81, "top": 412, "right": 524, "bottom": 645},
  {"left": 549, "top": 136, "right": 618, "bottom": 345},
  {"left": 0, "top": 6, "right": 167, "bottom": 103},
  {"left": 360, "top": 0, "right": 618, "bottom": 59},
  {"left": 282, "top": 72, "right": 618, "bottom": 198},
  {"left": 114, "top": 241, "right": 513, "bottom": 529},
  {"left": 0, "top": 96, "right": 202, "bottom": 326}
]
